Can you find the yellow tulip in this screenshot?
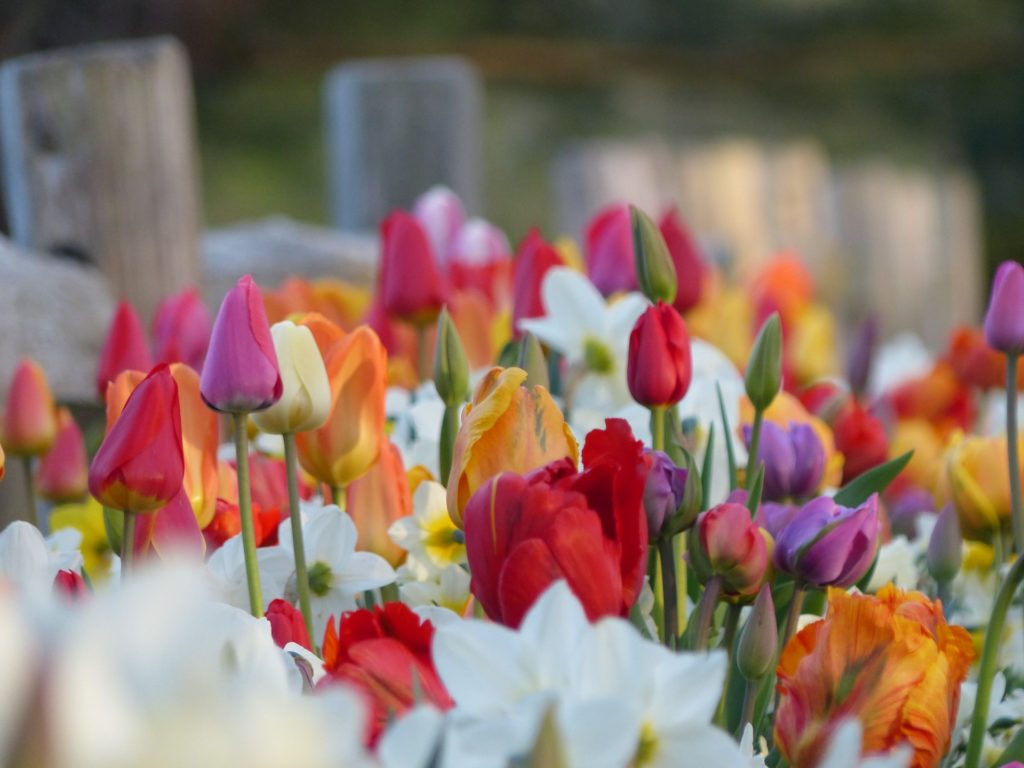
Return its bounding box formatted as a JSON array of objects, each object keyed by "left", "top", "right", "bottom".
[
  {"left": 939, "top": 431, "right": 1024, "bottom": 540},
  {"left": 253, "top": 321, "right": 331, "bottom": 435}
]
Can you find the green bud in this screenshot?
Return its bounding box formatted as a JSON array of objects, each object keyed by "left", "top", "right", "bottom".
[
  {"left": 737, "top": 584, "right": 777, "bottom": 681},
  {"left": 926, "top": 504, "right": 963, "bottom": 584},
  {"left": 517, "top": 332, "right": 550, "bottom": 390},
  {"left": 744, "top": 313, "right": 782, "bottom": 410},
  {"left": 631, "top": 205, "right": 677, "bottom": 305},
  {"left": 433, "top": 307, "right": 470, "bottom": 406}
]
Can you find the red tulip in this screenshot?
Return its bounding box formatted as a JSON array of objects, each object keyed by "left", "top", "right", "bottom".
[
  {"left": 380, "top": 211, "right": 446, "bottom": 325},
  {"left": 659, "top": 208, "right": 705, "bottom": 313},
  {"left": 96, "top": 301, "right": 153, "bottom": 398},
  {"left": 54, "top": 569, "right": 88, "bottom": 600},
  {"left": 690, "top": 502, "right": 770, "bottom": 597},
  {"left": 832, "top": 400, "right": 890, "bottom": 484},
  {"left": 266, "top": 598, "right": 312, "bottom": 651},
  {"left": 511, "top": 228, "right": 563, "bottom": 335},
  {"left": 585, "top": 203, "right": 637, "bottom": 296},
  {"left": 36, "top": 407, "right": 88, "bottom": 503},
  {"left": 627, "top": 302, "right": 693, "bottom": 407},
  {"left": 2, "top": 359, "right": 57, "bottom": 457},
  {"left": 89, "top": 364, "right": 184, "bottom": 514},
  {"left": 152, "top": 287, "right": 212, "bottom": 370},
  {"left": 203, "top": 498, "right": 284, "bottom": 550},
  {"left": 464, "top": 418, "right": 651, "bottom": 626}
]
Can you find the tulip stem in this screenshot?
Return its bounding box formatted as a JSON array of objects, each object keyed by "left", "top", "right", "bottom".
[
  {"left": 738, "top": 680, "right": 758, "bottom": 738},
  {"left": 439, "top": 404, "right": 459, "bottom": 484},
  {"left": 721, "top": 603, "right": 742, "bottom": 655},
  {"left": 780, "top": 585, "right": 806, "bottom": 652},
  {"left": 1007, "top": 353, "right": 1022, "bottom": 553},
  {"left": 416, "top": 325, "right": 430, "bottom": 385},
  {"left": 745, "top": 410, "right": 764, "bottom": 491},
  {"left": 232, "top": 413, "right": 264, "bottom": 618},
  {"left": 658, "top": 536, "right": 678, "bottom": 650},
  {"left": 650, "top": 406, "right": 667, "bottom": 453},
  {"left": 692, "top": 576, "right": 722, "bottom": 651},
  {"left": 283, "top": 433, "right": 315, "bottom": 646},
  {"left": 20, "top": 456, "right": 39, "bottom": 529},
  {"left": 964, "top": 553, "right": 1024, "bottom": 768},
  {"left": 330, "top": 485, "right": 343, "bottom": 506},
  {"left": 121, "top": 512, "right": 136, "bottom": 580}
]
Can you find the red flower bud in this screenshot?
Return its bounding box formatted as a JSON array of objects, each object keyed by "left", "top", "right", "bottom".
[
  {"left": 511, "top": 228, "right": 563, "bottom": 334},
  {"left": 54, "top": 569, "right": 88, "bottom": 601},
  {"left": 379, "top": 211, "right": 446, "bottom": 325},
  {"left": 627, "top": 302, "right": 693, "bottom": 407},
  {"left": 36, "top": 408, "right": 88, "bottom": 503},
  {"left": 692, "top": 502, "right": 770, "bottom": 597},
  {"left": 659, "top": 208, "right": 705, "bottom": 313},
  {"left": 266, "top": 598, "right": 312, "bottom": 651},
  {"left": 96, "top": 301, "right": 153, "bottom": 398}
]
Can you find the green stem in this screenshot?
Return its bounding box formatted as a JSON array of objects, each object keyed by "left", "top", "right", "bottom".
[
  {"left": 233, "top": 413, "right": 264, "bottom": 617},
  {"left": 330, "top": 485, "right": 343, "bottom": 506},
  {"left": 658, "top": 536, "right": 678, "bottom": 650},
  {"left": 1007, "top": 353, "right": 1022, "bottom": 553},
  {"left": 780, "top": 586, "right": 806, "bottom": 655},
  {"left": 651, "top": 405, "right": 667, "bottom": 453},
  {"left": 440, "top": 404, "right": 459, "bottom": 484},
  {"left": 21, "top": 456, "right": 38, "bottom": 528},
  {"left": 692, "top": 576, "right": 722, "bottom": 651},
  {"left": 416, "top": 324, "right": 430, "bottom": 385},
  {"left": 746, "top": 409, "right": 764, "bottom": 491},
  {"left": 648, "top": 545, "right": 665, "bottom": 642},
  {"left": 381, "top": 583, "right": 400, "bottom": 603},
  {"left": 121, "top": 512, "right": 136, "bottom": 580},
  {"left": 738, "top": 680, "right": 758, "bottom": 738},
  {"left": 721, "top": 603, "right": 742, "bottom": 655},
  {"left": 283, "top": 433, "right": 315, "bottom": 645},
  {"left": 964, "top": 554, "right": 1024, "bottom": 768}
]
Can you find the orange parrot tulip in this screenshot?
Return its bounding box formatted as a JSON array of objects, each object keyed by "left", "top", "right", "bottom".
[
  {"left": 447, "top": 366, "right": 579, "bottom": 528},
  {"left": 346, "top": 439, "right": 411, "bottom": 567},
  {"left": 775, "top": 585, "right": 973, "bottom": 768}
]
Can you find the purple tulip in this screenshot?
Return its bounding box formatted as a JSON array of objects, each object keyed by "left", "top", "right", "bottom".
[
  {"left": 200, "top": 275, "right": 282, "bottom": 413},
  {"left": 773, "top": 494, "right": 880, "bottom": 588},
  {"left": 447, "top": 218, "right": 510, "bottom": 266},
  {"left": 742, "top": 421, "right": 825, "bottom": 501},
  {"left": 984, "top": 261, "right": 1024, "bottom": 355},
  {"left": 846, "top": 316, "right": 878, "bottom": 396},
  {"left": 886, "top": 485, "right": 936, "bottom": 539},
  {"left": 584, "top": 202, "right": 638, "bottom": 296},
  {"left": 643, "top": 450, "right": 688, "bottom": 537}
]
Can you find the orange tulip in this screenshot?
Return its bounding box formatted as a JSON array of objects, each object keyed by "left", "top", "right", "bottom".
[
  {"left": 938, "top": 431, "right": 1024, "bottom": 540},
  {"left": 346, "top": 439, "right": 411, "bottom": 567},
  {"left": 776, "top": 585, "right": 973, "bottom": 768},
  {"left": 295, "top": 325, "right": 388, "bottom": 490},
  {"left": 36, "top": 408, "right": 88, "bottom": 503},
  {"left": 2, "top": 359, "right": 57, "bottom": 456},
  {"left": 447, "top": 366, "right": 579, "bottom": 528}
]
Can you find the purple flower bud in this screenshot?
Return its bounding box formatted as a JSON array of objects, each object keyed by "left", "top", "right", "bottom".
[
  {"left": 743, "top": 421, "right": 825, "bottom": 501},
  {"left": 846, "top": 316, "right": 878, "bottom": 397},
  {"left": 643, "top": 450, "right": 687, "bottom": 538},
  {"left": 773, "top": 494, "right": 880, "bottom": 588},
  {"left": 984, "top": 261, "right": 1024, "bottom": 355}
]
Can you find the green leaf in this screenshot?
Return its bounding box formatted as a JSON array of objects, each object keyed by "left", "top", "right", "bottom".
[
  {"left": 833, "top": 451, "right": 914, "bottom": 507},
  {"left": 716, "top": 383, "right": 738, "bottom": 491},
  {"left": 995, "top": 725, "right": 1024, "bottom": 765},
  {"left": 746, "top": 463, "right": 764, "bottom": 516},
  {"left": 701, "top": 423, "right": 716, "bottom": 509}
]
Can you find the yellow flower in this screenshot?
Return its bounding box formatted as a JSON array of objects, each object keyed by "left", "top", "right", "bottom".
[
  {"left": 253, "top": 321, "right": 331, "bottom": 435},
  {"left": 389, "top": 480, "right": 465, "bottom": 577},
  {"left": 938, "top": 431, "right": 1023, "bottom": 540},
  {"left": 50, "top": 498, "right": 112, "bottom": 581},
  {"left": 788, "top": 301, "right": 838, "bottom": 385},
  {"left": 890, "top": 419, "right": 945, "bottom": 494}
]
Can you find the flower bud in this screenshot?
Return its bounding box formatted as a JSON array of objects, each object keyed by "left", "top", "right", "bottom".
[
  {"left": 585, "top": 203, "right": 637, "bottom": 296},
  {"left": 627, "top": 302, "right": 693, "bottom": 408},
  {"left": 252, "top": 321, "right": 331, "bottom": 435},
  {"left": 631, "top": 205, "right": 677, "bottom": 305},
  {"left": 643, "top": 450, "right": 687, "bottom": 539},
  {"left": 512, "top": 229, "right": 564, "bottom": 335},
  {"left": 380, "top": 210, "right": 446, "bottom": 326},
  {"left": 926, "top": 504, "right": 963, "bottom": 584},
  {"left": 743, "top": 421, "right": 825, "bottom": 501},
  {"left": 433, "top": 307, "right": 470, "bottom": 406},
  {"left": 96, "top": 301, "right": 153, "bottom": 398},
  {"left": 265, "top": 598, "right": 312, "bottom": 651},
  {"left": 745, "top": 313, "right": 782, "bottom": 411},
  {"left": 690, "top": 502, "right": 770, "bottom": 597},
  {"left": 517, "top": 332, "right": 550, "bottom": 391},
  {"left": 36, "top": 408, "right": 88, "bottom": 503},
  {"left": 2, "top": 359, "right": 57, "bottom": 457},
  {"left": 737, "top": 585, "right": 777, "bottom": 681},
  {"left": 846, "top": 316, "right": 878, "bottom": 397},
  {"left": 152, "top": 286, "right": 212, "bottom": 370},
  {"left": 54, "top": 569, "right": 88, "bottom": 601},
  {"left": 984, "top": 260, "right": 1024, "bottom": 355},
  {"left": 659, "top": 208, "right": 705, "bottom": 313}
]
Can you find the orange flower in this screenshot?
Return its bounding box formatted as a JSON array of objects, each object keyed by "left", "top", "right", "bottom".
[
  {"left": 295, "top": 325, "right": 387, "bottom": 489},
  {"left": 346, "top": 440, "right": 410, "bottom": 567},
  {"left": 887, "top": 361, "right": 974, "bottom": 439},
  {"left": 447, "top": 366, "right": 579, "bottom": 527},
  {"left": 2, "top": 359, "right": 58, "bottom": 457},
  {"left": 775, "top": 585, "right": 974, "bottom": 768}
]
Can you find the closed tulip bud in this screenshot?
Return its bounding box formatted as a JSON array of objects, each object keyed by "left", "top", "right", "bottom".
[
  {"left": 36, "top": 408, "right": 88, "bottom": 503},
  {"left": 643, "top": 450, "right": 688, "bottom": 539},
  {"left": 433, "top": 307, "right": 470, "bottom": 406},
  {"left": 265, "top": 598, "right": 312, "bottom": 651},
  {"left": 54, "top": 569, "right": 88, "bottom": 601},
  {"left": 659, "top": 208, "right": 705, "bottom": 313},
  {"left": 627, "top": 302, "right": 693, "bottom": 408},
  {"left": 742, "top": 421, "right": 825, "bottom": 501},
  {"left": 690, "top": 502, "right": 771, "bottom": 597},
  {"left": 3, "top": 359, "right": 57, "bottom": 456},
  {"left": 96, "top": 301, "right": 153, "bottom": 398},
  {"left": 512, "top": 229, "right": 564, "bottom": 334},
  {"left": 152, "top": 286, "right": 212, "bottom": 370},
  {"left": 984, "top": 261, "right": 1024, "bottom": 355},
  {"left": 252, "top": 321, "right": 331, "bottom": 435},
  {"left": 745, "top": 313, "right": 783, "bottom": 411},
  {"left": 737, "top": 585, "right": 777, "bottom": 681},
  {"left": 585, "top": 203, "right": 638, "bottom": 296},
  {"left": 631, "top": 206, "right": 677, "bottom": 305},
  {"left": 89, "top": 365, "right": 184, "bottom": 514},
  {"left": 846, "top": 316, "right": 878, "bottom": 397},
  {"left": 517, "top": 332, "right": 550, "bottom": 391},
  {"left": 927, "top": 504, "right": 963, "bottom": 584},
  {"left": 201, "top": 275, "right": 283, "bottom": 413},
  {"left": 380, "top": 210, "right": 446, "bottom": 325}
]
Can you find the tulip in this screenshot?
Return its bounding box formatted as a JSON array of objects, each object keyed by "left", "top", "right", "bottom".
[
  {"left": 265, "top": 598, "right": 312, "bottom": 652},
  {"left": 345, "top": 440, "right": 411, "bottom": 568},
  {"left": 773, "top": 494, "right": 879, "bottom": 588},
  {"left": 775, "top": 586, "right": 974, "bottom": 768},
  {"left": 464, "top": 418, "right": 650, "bottom": 626},
  {"left": 887, "top": 361, "right": 974, "bottom": 439},
  {"left": 690, "top": 502, "right": 770, "bottom": 598},
  {"left": 252, "top": 321, "right": 331, "bottom": 435},
  {"left": 433, "top": 308, "right": 469, "bottom": 482},
  {"left": 3, "top": 359, "right": 57, "bottom": 456},
  {"left": 631, "top": 206, "right": 676, "bottom": 305},
  {"left": 203, "top": 497, "right": 283, "bottom": 550},
  {"left": 659, "top": 208, "right": 705, "bottom": 313},
  {"left": 380, "top": 210, "right": 446, "bottom": 326},
  {"left": 832, "top": 399, "right": 890, "bottom": 484},
  {"left": 54, "top": 569, "right": 88, "bottom": 601},
  {"left": 939, "top": 431, "right": 1024, "bottom": 541},
  {"left": 447, "top": 366, "right": 579, "bottom": 527},
  {"left": 511, "top": 229, "right": 563, "bottom": 334},
  {"left": 412, "top": 185, "right": 465, "bottom": 262},
  {"left": 948, "top": 325, "right": 1010, "bottom": 391},
  {"left": 447, "top": 218, "right": 512, "bottom": 303},
  {"left": 627, "top": 302, "right": 693, "bottom": 409},
  {"left": 745, "top": 312, "right": 782, "bottom": 412},
  {"left": 846, "top": 316, "right": 878, "bottom": 397},
  {"left": 296, "top": 325, "right": 388, "bottom": 494},
  {"left": 584, "top": 203, "right": 637, "bottom": 296},
  {"left": 152, "top": 286, "right": 212, "bottom": 370},
  {"left": 96, "top": 301, "right": 153, "bottom": 397},
  {"left": 642, "top": 450, "right": 687, "bottom": 539},
  {"left": 200, "top": 275, "right": 282, "bottom": 414},
  {"left": 742, "top": 420, "right": 824, "bottom": 501},
  {"left": 35, "top": 408, "right": 88, "bottom": 503},
  {"left": 736, "top": 584, "right": 776, "bottom": 682},
  {"left": 984, "top": 261, "right": 1024, "bottom": 355},
  {"left": 927, "top": 505, "right": 963, "bottom": 586}
]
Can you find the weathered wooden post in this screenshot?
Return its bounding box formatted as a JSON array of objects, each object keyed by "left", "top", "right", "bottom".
[
  {"left": 324, "top": 56, "right": 483, "bottom": 231},
  {"left": 0, "top": 36, "right": 203, "bottom": 321}
]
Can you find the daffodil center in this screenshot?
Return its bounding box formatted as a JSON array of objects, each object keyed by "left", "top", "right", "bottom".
[
  {"left": 633, "top": 722, "right": 659, "bottom": 766},
  {"left": 583, "top": 336, "right": 615, "bottom": 374},
  {"left": 307, "top": 561, "right": 333, "bottom": 597}
]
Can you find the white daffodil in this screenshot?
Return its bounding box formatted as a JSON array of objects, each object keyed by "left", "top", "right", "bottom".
[
  {"left": 0, "top": 585, "right": 38, "bottom": 763},
  {"left": 519, "top": 267, "right": 648, "bottom": 413},
  {"left": 389, "top": 481, "right": 466, "bottom": 578},
  {"left": 817, "top": 720, "right": 912, "bottom": 768},
  {"left": 276, "top": 504, "right": 395, "bottom": 639},
  {"left": 388, "top": 382, "right": 446, "bottom": 478},
  {"left": 0, "top": 520, "right": 80, "bottom": 594},
  {"left": 205, "top": 535, "right": 294, "bottom": 613},
  {"left": 866, "top": 535, "right": 922, "bottom": 592},
  {"left": 399, "top": 563, "right": 471, "bottom": 615}
]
